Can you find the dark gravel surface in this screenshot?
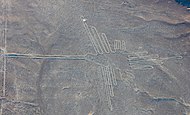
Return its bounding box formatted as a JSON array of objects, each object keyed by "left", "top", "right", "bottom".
[{"left": 0, "top": 0, "right": 190, "bottom": 115}]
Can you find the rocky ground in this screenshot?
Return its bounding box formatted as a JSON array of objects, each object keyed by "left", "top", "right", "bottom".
[{"left": 0, "top": 0, "right": 190, "bottom": 115}]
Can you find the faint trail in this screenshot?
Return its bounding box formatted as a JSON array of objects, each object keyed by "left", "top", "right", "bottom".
[
  {"left": 1, "top": 0, "right": 8, "bottom": 114},
  {"left": 35, "top": 42, "right": 51, "bottom": 115},
  {"left": 36, "top": 59, "right": 48, "bottom": 115},
  {"left": 1, "top": 53, "right": 86, "bottom": 60},
  {"left": 2, "top": 0, "right": 8, "bottom": 98}
]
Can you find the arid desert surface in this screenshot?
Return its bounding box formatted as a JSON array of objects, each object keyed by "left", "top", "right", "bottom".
[{"left": 0, "top": 0, "right": 190, "bottom": 115}]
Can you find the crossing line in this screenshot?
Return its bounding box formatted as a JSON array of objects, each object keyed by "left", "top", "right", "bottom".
[
  {"left": 153, "top": 61, "right": 177, "bottom": 80},
  {"left": 127, "top": 50, "right": 178, "bottom": 80}
]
